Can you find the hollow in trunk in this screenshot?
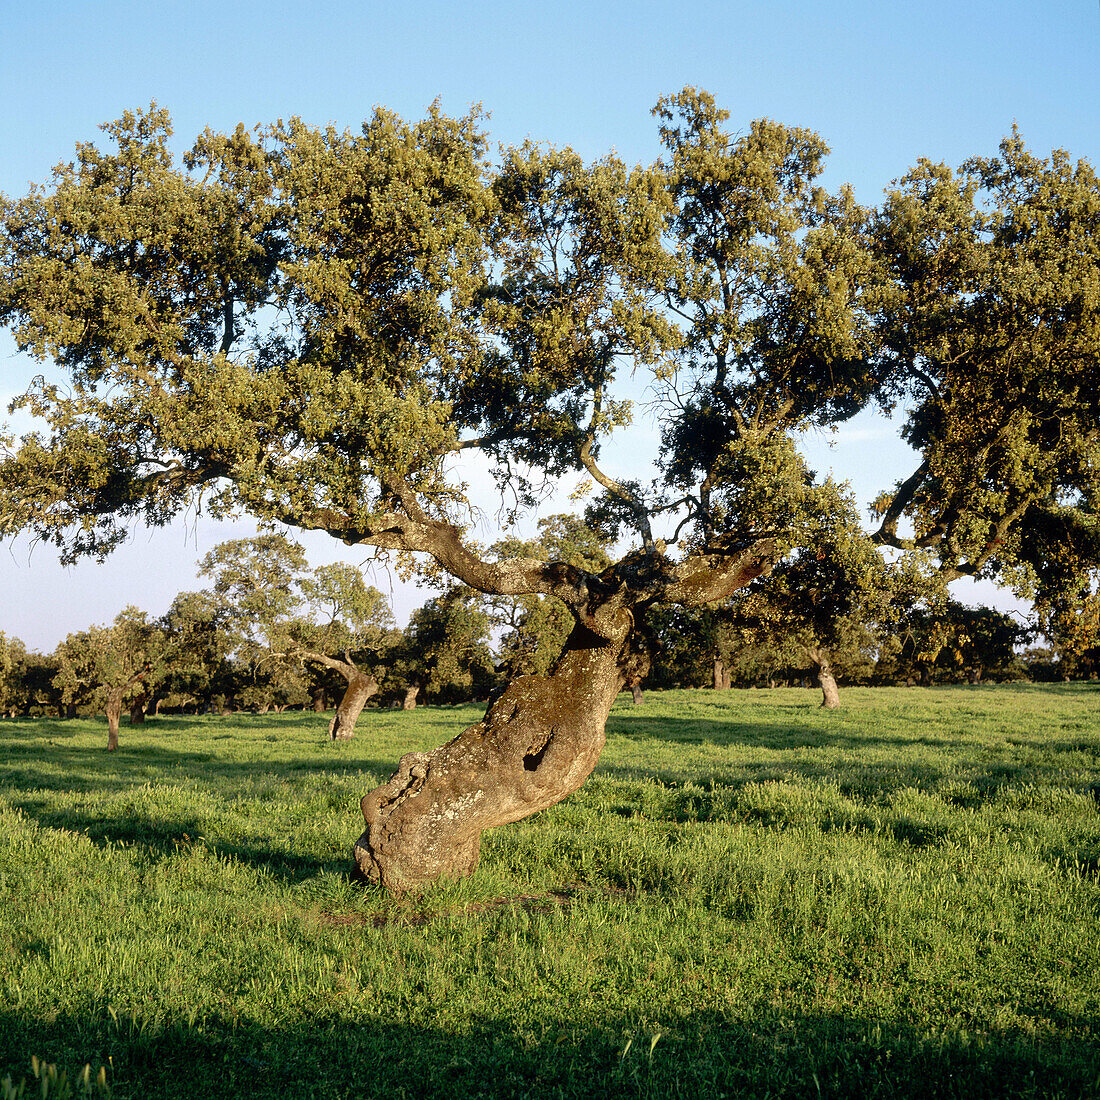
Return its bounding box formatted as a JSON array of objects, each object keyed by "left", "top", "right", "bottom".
[{"left": 353, "top": 617, "right": 632, "bottom": 891}]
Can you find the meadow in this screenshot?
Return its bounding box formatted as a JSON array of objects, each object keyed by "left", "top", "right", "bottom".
[{"left": 1, "top": 684, "right": 1098, "bottom": 1099}]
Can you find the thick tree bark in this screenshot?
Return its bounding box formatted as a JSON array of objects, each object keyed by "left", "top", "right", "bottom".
[
  {"left": 713, "top": 657, "right": 732, "bottom": 690},
  {"left": 345, "top": 527, "right": 776, "bottom": 892},
  {"left": 807, "top": 647, "right": 840, "bottom": 709},
  {"left": 402, "top": 684, "right": 421, "bottom": 711},
  {"left": 629, "top": 681, "right": 644, "bottom": 705},
  {"left": 353, "top": 616, "right": 632, "bottom": 891},
  {"left": 329, "top": 672, "right": 379, "bottom": 741},
  {"left": 129, "top": 691, "right": 147, "bottom": 725},
  {"left": 312, "top": 687, "right": 327, "bottom": 712}
]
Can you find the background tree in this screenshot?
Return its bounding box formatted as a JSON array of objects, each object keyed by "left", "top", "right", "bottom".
[
  {"left": 723, "top": 485, "right": 943, "bottom": 706},
  {"left": 0, "top": 632, "right": 30, "bottom": 717},
  {"left": 881, "top": 600, "right": 1029, "bottom": 685},
  {"left": 197, "top": 535, "right": 311, "bottom": 714},
  {"left": 3, "top": 98, "right": 1098, "bottom": 889},
  {"left": 392, "top": 588, "right": 495, "bottom": 708},
  {"left": 159, "top": 589, "right": 236, "bottom": 712},
  {"left": 53, "top": 607, "right": 167, "bottom": 749},
  {"left": 294, "top": 562, "right": 396, "bottom": 738},
  {"left": 199, "top": 535, "right": 395, "bottom": 729}
]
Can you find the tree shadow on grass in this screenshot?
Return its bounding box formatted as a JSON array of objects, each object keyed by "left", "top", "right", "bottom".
[
  {"left": 5, "top": 798, "right": 350, "bottom": 885},
  {"left": 0, "top": 1004, "right": 1096, "bottom": 1100},
  {"left": 0, "top": 739, "right": 403, "bottom": 796},
  {"left": 604, "top": 713, "right": 987, "bottom": 753}
]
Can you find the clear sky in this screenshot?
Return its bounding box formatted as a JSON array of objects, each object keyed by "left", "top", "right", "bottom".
[{"left": 2, "top": 0, "right": 1098, "bottom": 651}]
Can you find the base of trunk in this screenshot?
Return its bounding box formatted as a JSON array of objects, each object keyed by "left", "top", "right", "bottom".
[
  {"left": 329, "top": 674, "right": 378, "bottom": 741},
  {"left": 807, "top": 648, "right": 841, "bottom": 709},
  {"left": 353, "top": 619, "right": 630, "bottom": 891}
]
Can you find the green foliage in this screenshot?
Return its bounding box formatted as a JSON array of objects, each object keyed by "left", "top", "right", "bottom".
[
  {"left": 195, "top": 535, "right": 394, "bottom": 711},
  {"left": 870, "top": 133, "right": 1100, "bottom": 583},
  {"left": 52, "top": 607, "right": 167, "bottom": 714},
  {"left": 398, "top": 587, "right": 495, "bottom": 703},
  {"left": 488, "top": 514, "right": 613, "bottom": 677},
  {"left": 0, "top": 634, "right": 31, "bottom": 716},
  {"left": 652, "top": 88, "right": 882, "bottom": 548},
  {"left": 2, "top": 94, "right": 1099, "bottom": 635},
  {"left": 879, "top": 599, "right": 1031, "bottom": 685}
]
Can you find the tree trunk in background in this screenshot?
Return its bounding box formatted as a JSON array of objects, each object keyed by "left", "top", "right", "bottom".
[
  {"left": 329, "top": 673, "right": 379, "bottom": 741},
  {"left": 713, "top": 658, "right": 731, "bottom": 690},
  {"left": 105, "top": 689, "right": 123, "bottom": 751},
  {"left": 301, "top": 652, "right": 381, "bottom": 740},
  {"left": 312, "top": 688, "right": 327, "bottom": 712},
  {"left": 402, "top": 684, "right": 421, "bottom": 711},
  {"left": 129, "top": 691, "right": 148, "bottom": 725},
  {"left": 807, "top": 647, "right": 841, "bottom": 709},
  {"left": 353, "top": 616, "right": 633, "bottom": 891},
  {"left": 630, "top": 681, "right": 644, "bottom": 705}
]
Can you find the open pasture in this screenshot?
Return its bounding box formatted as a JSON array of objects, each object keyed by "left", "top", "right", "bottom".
[{"left": 1, "top": 684, "right": 1099, "bottom": 1098}]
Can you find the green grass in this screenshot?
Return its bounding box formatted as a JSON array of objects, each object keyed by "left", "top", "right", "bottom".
[{"left": 1, "top": 684, "right": 1099, "bottom": 1098}]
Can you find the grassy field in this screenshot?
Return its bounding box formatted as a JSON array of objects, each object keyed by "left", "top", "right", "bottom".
[{"left": 1, "top": 684, "right": 1099, "bottom": 1098}]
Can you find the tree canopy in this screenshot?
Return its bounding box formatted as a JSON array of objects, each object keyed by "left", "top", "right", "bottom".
[{"left": 2, "top": 93, "right": 1098, "bottom": 889}]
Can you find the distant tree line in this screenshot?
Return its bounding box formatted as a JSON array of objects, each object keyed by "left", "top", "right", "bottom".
[{"left": 2, "top": 514, "right": 1096, "bottom": 740}]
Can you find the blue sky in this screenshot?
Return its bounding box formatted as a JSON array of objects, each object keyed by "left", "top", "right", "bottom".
[{"left": 2, "top": 1, "right": 1098, "bottom": 650}]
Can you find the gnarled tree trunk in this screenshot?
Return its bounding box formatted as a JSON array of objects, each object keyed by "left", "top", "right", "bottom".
[
  {"left": 402, "top": 684, "right": 421, "bottom": 711},
  {"left": 713, "top": 657, "right": 732, "bottom": 690},
  {"left": 346, "top": 524, "right": 775, "bottom": 892},
  {"left": 807, "top": 647, "right": 840, "bottom": 709},
  {"left": 300, "top": 650, "right": 380, "bottom": 741},
  {"left": 329, "top": 672, "right": 379, "bottom": 741},
  {"left": 353, "top": 617, "right": 631, "bottom": 891}
]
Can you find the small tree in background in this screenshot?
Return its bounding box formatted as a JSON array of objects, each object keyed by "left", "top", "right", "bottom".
[
  {"left": 199, "top": 535, "right": 395, "bottom": 730},
  {"left": 0, "top": 632, "right": 31, "bottom": 717},
  {"left": 722, "top": 486, "right": 944, "bottom": 706},
  {"left": 159, "top": 589, "right": 236, "bottom": 712},
  {"left": 53, "top": 607, "right": 167, "bottom": 750},
  {"left": 197, "top": 534, "right": 311, "bottom": 713},
  {"left": 294, "top": 562, "right": 396, "bottom": 739},
  {"left": 393, "top": 588, "right": 496, "bottom": 708}
]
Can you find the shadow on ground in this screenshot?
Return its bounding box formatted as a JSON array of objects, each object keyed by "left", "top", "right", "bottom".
[{"left": 1, "top": 1004, "right": 1097, "bottom": 1100}]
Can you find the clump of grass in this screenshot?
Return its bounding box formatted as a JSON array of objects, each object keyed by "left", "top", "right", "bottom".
[{"left": 1, "top": 1056, "right": 110, "bottom": 1099}]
